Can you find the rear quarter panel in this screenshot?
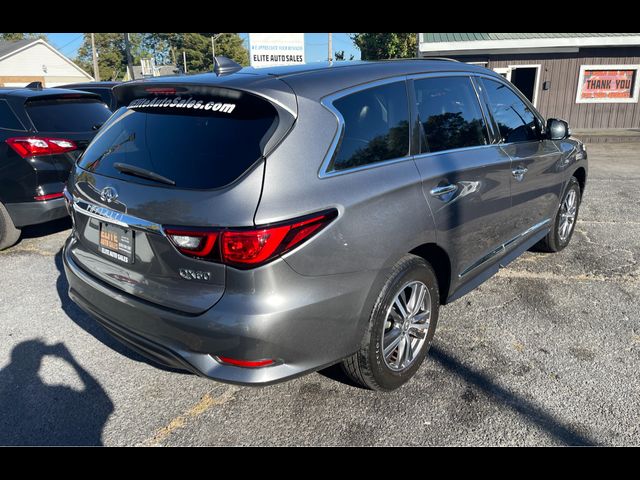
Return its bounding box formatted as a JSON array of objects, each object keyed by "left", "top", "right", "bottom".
[{"left": 254, "top": 94, "right": 436, "bottom": 277}]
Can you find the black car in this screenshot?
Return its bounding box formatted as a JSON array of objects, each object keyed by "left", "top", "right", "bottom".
[
  {"left": 0, "top": 86, "right": 112, "bottom": 249},
  {"left": 57, "top": 81, "right": 120, "bottom": 111}
]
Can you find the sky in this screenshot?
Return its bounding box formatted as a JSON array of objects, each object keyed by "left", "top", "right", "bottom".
[{"left": 45, "top": 33, "right": 361, "bottom": 63}]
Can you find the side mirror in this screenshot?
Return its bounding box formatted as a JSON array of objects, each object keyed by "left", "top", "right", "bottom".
[{"left": 547, "top": 118, "right": 570, "bottom": 140}]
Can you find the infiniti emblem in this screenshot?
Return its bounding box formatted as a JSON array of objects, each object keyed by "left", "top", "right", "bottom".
[{"left": 100, "top": 186, "right": 118, "bottom": 203}]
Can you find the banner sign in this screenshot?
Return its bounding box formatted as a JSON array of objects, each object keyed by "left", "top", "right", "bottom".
[
  {"left": 580, "top": 69, "right": 635, "bottom": 100},
  {"left": 249, "top": 33, "right": 305, "bottom": 68}
]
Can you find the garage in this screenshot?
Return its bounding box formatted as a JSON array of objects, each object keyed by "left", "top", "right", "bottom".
[{"left": 418, "top": 33, "right": 640, "bottom": 129}]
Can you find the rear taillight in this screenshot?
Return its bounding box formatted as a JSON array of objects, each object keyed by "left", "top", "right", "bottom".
[
  {"left": 164, "top": 209, "right": 338, "bottom": 269},
  {"left": 164, "top": 229, "right": 219, "bottom": 258},
  {"left": 5, "top": 137, "right": 78, "bottom": 158}
]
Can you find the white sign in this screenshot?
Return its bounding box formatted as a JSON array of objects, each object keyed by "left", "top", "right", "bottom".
[{"left": 249, "top": 33, "right": 305, "bottom": 68}]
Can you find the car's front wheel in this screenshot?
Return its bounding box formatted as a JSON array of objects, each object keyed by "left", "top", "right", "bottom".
[
  {"left": 537, "top": 176, "right": 581, "bottom": 253},
  {"left": 342, "top": 254, "right": 439, "bottom": 391}
]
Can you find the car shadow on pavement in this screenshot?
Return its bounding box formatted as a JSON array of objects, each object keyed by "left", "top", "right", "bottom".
[
  {"left": 0, "top": 339, "right": 113, "bottom": 446},
  {"left": 18, "top": 217, "right": 72, "bottom": 242},
  {"left": 53, "top": 249, "right": 188, "bottom": 375},
  {"left": 428, "top": 345, "right": 599, "bottom": 446}
]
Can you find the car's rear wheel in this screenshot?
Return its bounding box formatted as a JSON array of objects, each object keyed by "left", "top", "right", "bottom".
[
  {"left": 342, "top": 254, "right": 439, "bottom": 391},
  {"left": 537, "top": 176, "right": 581, "bottom": 253},
  {"left": 0, "top": 202, "right": 21, "bottom": 251}
]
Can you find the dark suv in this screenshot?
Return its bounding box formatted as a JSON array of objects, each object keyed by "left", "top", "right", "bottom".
[
  {"left": 57, "top": 81, "right": 120, "bottom": 111},
  {"left": 0, "top": 87, "right": 112, "bottom": 249},
  {"left": 62, "top": 59, "right": 587, "bottom": 391}
]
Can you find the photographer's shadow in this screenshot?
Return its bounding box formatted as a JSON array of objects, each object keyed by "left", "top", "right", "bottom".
[{"left": 0, "top": 339, "right": 113, "bottom": 446}]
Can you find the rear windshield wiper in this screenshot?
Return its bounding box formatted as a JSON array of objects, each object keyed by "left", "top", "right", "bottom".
[{"left": 113, "top": 162, "right": 176, "bottom": 186}]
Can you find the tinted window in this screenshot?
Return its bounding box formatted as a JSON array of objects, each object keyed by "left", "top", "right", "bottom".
[
  {"left": 78, "top": 90, "right": 279, "bottom": 190},
  {"left": 330, "top": 81, "right": 409, "bottom": 171},
  {"left": 481, "top": 78, "right": 539, "bottom": 143},
  {"left": 0, "top": 100, "right": 24, "bottom": 130},
  {"left": 80, "top": 88, "right": 114, "bottom": 109},
  {"left": 26, "top": 98, "right": 112, "bottom": 132},
  {"left": 414, "top": 76, "right": 488, "bottom": 153}
]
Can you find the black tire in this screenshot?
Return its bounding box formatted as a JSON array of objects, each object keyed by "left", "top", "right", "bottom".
[
  {"left": 342, "top": 254, "right": 439, "bottom": 391},
  {"left": 536, "top": 176, "right": 581, "bottom": 253},
  {"left": 0, "top": 202, "right": 21, "bottom": 251}
]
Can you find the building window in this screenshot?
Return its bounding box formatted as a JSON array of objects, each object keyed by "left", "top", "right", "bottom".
[{"left": 576, "top": 64, "right": 640, "bottom": 103}]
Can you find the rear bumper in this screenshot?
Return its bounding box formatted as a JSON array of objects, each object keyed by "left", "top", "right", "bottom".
[
  {"left": 5, "top": 198, "right": 67, "bottom": 228},
  {"left": 62, "top": 236, "right": 378, "bottom": 385}
]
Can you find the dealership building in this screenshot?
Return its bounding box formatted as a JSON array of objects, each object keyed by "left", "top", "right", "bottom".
[{"left": 418, "top": 33, "right": 640, "bottom": 129}]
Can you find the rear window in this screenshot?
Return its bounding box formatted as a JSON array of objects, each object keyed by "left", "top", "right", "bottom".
[
  {"left": 78, "top": 88, "right": 114, "bottom": 109},
  {"left": 78, "top": 89, "right": 279, "bottom": 190},
  {"left": 26, "top": 97, "right": 112, "bottom": 132}
]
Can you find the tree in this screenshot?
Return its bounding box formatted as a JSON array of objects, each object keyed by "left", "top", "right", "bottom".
[
  {"left": 143, "top": 33, "right": 248, "bottom": 73},
  {"left": 75, "top": 33, "right": 147, "bottom": 81},
  {"left": 334, "top": 50, "right": 354, "bottom": 61},
  {"left": 0, "top": 33, "right": 47, "bottom": 42},
  {"left": 349, "top": 33, "right": 417, "bottom": 60}
]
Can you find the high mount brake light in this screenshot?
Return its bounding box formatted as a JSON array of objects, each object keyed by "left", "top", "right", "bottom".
[
  {"left": 144, "top": 87, "right": 177, "bottom": 95},
  {"left": 5, "top": 137, "right": 78, "bottom": 158},
  {"left": 164, "top": 209, "right": 338, "bottom": 269}
]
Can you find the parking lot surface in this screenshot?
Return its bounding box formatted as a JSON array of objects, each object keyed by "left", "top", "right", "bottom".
[{"left": 1, "top": 142, "right": 639, "bottom": 446}]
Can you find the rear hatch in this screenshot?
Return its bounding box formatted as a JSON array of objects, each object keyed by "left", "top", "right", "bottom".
[
  {"left": 24, "top": 93, "right": 112, "bottom": 191},
  {"left": 65, "top": 80, "right": 296, "bottom": 314}
]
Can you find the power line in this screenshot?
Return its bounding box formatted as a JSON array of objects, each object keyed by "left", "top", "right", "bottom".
[{"left": 54, "top": 33, "right": 84, "bottom": 55}]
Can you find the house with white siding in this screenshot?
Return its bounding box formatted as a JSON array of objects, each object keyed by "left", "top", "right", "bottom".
[{"left": 0, "top": 38, "right": 93, "bottom": 87}]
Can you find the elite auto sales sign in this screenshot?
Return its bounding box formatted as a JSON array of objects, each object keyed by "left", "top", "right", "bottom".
[{"left": 248, "top": 33, "right": 305, "bottom": 68}]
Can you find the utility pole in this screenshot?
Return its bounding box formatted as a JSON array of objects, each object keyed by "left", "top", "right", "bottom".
[
  {"left": 183, "top": 51, "right": 187, "bottom": 74},
  {"left": 123, "top": 33, "right": 135, "bottom": 80},
  {"left": 90, "top": 33, "right": 100, "bottom": 81},
  {"left": 211, "top": 33, "right": 223, "bottom": 69},
  {"left": 328, "top": 32, "right": 332, "bottom": 62}
]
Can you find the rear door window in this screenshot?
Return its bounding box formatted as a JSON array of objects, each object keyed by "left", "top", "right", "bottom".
[
  {"left": 26, "top": 97, "right": 112, "bottom": 132},
  {"left": 414, "top": 76, "right": 489, "bottom": 153},
  {"left": 78, "top": 89, "right": 280, "bottom": 190},
  {"left": 0, "top": 100, "right": 25, "bottom": 130},
  {"left": 329, "top": 81, "right": 410, "bottom": 172}
]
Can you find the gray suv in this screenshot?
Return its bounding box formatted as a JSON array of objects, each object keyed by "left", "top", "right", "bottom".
[{"left": 62, "top": 59, "right": 587, "bottom": 391}]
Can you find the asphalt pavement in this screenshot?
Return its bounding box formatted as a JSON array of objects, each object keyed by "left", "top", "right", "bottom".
[{"left": 0, "top": 141, "right": 638, "bottom": 446}]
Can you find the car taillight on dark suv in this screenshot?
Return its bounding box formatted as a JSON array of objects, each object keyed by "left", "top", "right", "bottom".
[
  {"left": 164, "top": 209, "right": 338, "bottom": 269},
  {"left": 5, "top": 136, "right": 78, "bottom": 157}
]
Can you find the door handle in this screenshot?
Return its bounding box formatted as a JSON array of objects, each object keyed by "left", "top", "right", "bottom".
[
  {"left": 430, "top": 184, "right": 458, "bottom": 197},
  {"left": 512, "top": 166, "right": 528, "bottom": 181}
]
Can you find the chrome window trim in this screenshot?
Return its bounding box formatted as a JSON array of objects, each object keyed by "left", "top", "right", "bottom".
[
  {"left": 318, "top": 75, "right": 411, "bottom": 179},
  {"left": 412, "top": 143, "right": 498, "bottom": 161},
  {"left": 317, "top": 70, "right": 508, "bottom": 178}
]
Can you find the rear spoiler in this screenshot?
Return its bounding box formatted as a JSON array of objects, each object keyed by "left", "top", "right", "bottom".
[{"left": 23, "top": 91, "right": 103, "bottom": 104}]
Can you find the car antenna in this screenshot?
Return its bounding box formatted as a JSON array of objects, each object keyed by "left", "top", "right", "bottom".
[
  {"left": 213, "top": 56, "right": 243, "bottom": 76},
  {"left": 25, "top": 81, "right": 43, "bottom": 89}
]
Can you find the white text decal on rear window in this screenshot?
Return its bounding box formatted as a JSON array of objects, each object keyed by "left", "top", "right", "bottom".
[{"left": 128, "top": 96, "right": 236, "bottom": 114}]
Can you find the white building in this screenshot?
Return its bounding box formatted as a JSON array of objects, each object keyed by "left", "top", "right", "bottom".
[{"left": 0, "top": 38, "right": 93, "bottom": 88}]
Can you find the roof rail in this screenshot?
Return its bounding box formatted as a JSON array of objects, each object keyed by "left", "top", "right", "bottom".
[
  {"left": 213, "top": 56, "right": 243, "bottom": 76},
  {"left": 419, "top": 57, "right": 460, "bottom": 62}
]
